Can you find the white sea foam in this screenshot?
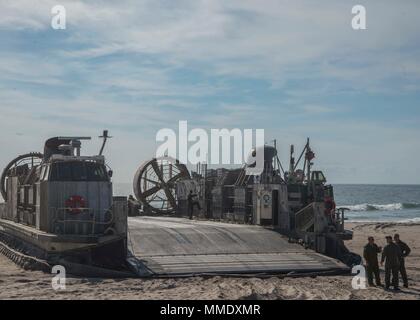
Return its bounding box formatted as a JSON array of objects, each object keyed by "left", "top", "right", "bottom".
[
  {"left": 339, "top": 203, "right": 420, "bottom": 212},
  {"left": 349, "top": 217, "right": 420, "bottom": 224},
  {"left": 399, "top": 217, "right": 420, "bottom": 223}
]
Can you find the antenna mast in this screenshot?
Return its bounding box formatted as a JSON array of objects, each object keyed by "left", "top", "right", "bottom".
[{"left": 99, "top": 130, "right": 112, "bottom": 155}]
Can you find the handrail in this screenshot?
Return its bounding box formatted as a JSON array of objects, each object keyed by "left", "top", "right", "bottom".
[
  {"left": 333, "top": 207, "right": 349, "bottom": 232},
  {"left": 51, "top": 206, "right": 115, "bottom": 235},
  {"left": 53, "top": 207, "right": 114, "bottom": 224},
  {"left": 295, "top": 203, "right": 315, "bottom": 232}
]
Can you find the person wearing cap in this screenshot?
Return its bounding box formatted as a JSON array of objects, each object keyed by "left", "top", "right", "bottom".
[
  {"left": 394, "top": 234, "right": 411, "bottom": 288},
  {"left": 381, "top": 236, "right": 403, "bottom": 290},
  {"left": 363, "top": 236, "right": 382, "bottom": 287}
]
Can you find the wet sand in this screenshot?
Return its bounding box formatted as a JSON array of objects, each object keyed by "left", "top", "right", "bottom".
[{"left": 1, "top": 222, "right": 419, "bottom": 300}]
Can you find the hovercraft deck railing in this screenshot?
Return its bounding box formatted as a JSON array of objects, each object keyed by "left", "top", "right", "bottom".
[{"left": 51, "top": 207, "right": 114, "bottom": 236}]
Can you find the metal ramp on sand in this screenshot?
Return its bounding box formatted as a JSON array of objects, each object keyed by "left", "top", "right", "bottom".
[{"left": 127, "top": 216, "right": 349, "bottom": 276}]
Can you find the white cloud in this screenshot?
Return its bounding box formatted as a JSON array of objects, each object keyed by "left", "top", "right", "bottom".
[
  {"left": 2, "top": 0, "right": 419, "bottom": 86},
  {"left": 0, "top": 0, "right": 420, "bottom": 183}
]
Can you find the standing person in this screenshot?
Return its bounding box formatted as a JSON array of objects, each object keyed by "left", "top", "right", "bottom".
[
  {"left": 324, "top": 196, "right": 336, "bottom": 224},
  {"left": 187, "top": 190, "right": 201, "bottom": 220},
  {"left": 394, "top": 234, "right": 411, "bottom": 288},
  {"left": 128, "top": 195, "right": 140, "bottom": 216},
  {"left": 363, "top": 237, "right": 382, "bottom": 287},
  {"left": 381, "top": 236, "right": 402, "bottom": 291}
]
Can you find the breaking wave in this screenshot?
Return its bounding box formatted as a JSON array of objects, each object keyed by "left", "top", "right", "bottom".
[{"left": 339, "top": 203, "right": 420, "bottom": 212}]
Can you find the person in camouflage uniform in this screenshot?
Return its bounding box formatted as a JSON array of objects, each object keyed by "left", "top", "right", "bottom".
[
  {"left": 363, "top": 236, "right": 382, "bottom": 287},
  {"left": 394, "top": 234, "right": 411, "bottom": 288},
  {"left": 381, "top": 236, "right": 402, "bottom": 290}
]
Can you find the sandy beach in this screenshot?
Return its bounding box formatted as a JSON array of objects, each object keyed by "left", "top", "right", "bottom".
[{"left": 0, "top": 222, "right": 419, "bottom": 300}]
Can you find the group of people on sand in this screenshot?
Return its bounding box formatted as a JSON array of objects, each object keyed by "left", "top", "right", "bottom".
[{"left": 364, "top": 234, "right": 411, "bottom": 291}]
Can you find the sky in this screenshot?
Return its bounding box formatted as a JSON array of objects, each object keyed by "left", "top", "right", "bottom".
[{"left": 0, "top": 0, "right": 419, "bottom": 184}]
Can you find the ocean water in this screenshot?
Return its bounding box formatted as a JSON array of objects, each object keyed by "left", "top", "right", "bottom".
[
  {"left": 333, "top": 184, "right": 420, "bottom": 223},
  {"left": 2, "top": 183, "right": 419, "bottom": 223}
]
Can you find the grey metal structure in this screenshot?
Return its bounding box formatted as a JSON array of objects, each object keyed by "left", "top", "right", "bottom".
[
  {"left": 133, "top": 157, "right": 190, "bottom": 215},
  {"left": 132, "top": 139, "right": 360, "bottom": 270},
  {"left": 127, "top": 216, "right": 348, "bottom": 276},
  {"left": 0, "top": 131, "right": 128, "bottom": 271},
  {"left": 0, "top": 134, "right": 358, "bottom": 277}
]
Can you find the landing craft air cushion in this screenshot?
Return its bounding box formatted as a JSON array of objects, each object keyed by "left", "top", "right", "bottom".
[
  {"left": 0, "top": 133, "right": 128, "bottom": 275},
  {"left": 0, "top": 131, "right": 359, "bottom": 277}
]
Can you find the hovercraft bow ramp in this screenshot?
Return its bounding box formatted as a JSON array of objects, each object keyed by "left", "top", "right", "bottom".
[{"left": 127, "top": 216, "right": 349, "bottom": 277}]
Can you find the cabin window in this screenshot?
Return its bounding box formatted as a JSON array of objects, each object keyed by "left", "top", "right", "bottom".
[
  {"left": 86, "top": 162, "right": 108, "bottom": 181},
  {"left": 40, "top": 166, "right": 46, "bottom": 180},
  {"left": 40, "top": 165, "right": 50, "bottom": 181},
  {"left": 43, "top": 165, "right": 50, "bottom": 181},
  {"left": 49, "top": 161, "right": 109, "bottom": 182}
]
